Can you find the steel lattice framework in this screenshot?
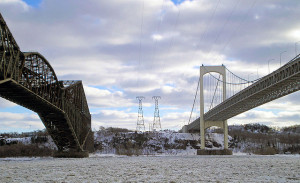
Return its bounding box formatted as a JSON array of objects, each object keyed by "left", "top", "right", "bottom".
[
  {"left": 136, "top": 96, "right": 145, "bottom": 131},
  {"left": 0, "top": 13, "right": 93, "bottom": 153},
  {"left": 185, "top": 55, "right": 300, "bottom": 132},
  {"left": 152, "top": 96, "right": 161, "bottom": 131}
]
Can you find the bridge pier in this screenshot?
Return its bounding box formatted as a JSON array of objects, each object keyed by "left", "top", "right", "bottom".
[
  {"left": 200, "top": 120, "right": 229, "bottom": 149},
  {"left": 200, "top": 116, "right": 205, "bottom": 149},
  {"left": 198, "top": 118, "right": 232, "bottom": 155},
  {"left": 223, "top": 120, "right": 228, "bottom": 149},
  {"left": 53, "top": 150, "right": 89, "bottom": 158}
]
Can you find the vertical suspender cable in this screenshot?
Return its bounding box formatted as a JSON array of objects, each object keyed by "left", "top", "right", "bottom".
[{"left": 188, "top": 75, "right": 200, "bottom": 124}]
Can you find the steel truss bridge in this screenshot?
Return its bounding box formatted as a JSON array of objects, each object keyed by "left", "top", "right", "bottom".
[
  {"left": 0, "top": 13, "right": 93, "bottom": 155},
  {"left": 184, "top": 54, "right": 300, "bottom": 134}
]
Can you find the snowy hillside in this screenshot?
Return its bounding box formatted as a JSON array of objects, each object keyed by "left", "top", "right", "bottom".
[
  {"left": 1, "top": 124, "right": 299, "bottom": 157},
  {"left": 94, "top": 130, "right": 231, "bottom": 155}
]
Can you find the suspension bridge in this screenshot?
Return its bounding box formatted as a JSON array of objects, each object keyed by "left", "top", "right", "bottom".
[
  {"left": 182, "top": 54, "right": 300, "bottom": 151},
  {"left": 0, "top": 13, "right": 93, "bottom": 157}
]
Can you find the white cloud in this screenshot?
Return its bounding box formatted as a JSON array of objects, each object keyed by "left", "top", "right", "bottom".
[
  {"left": 0, "top": 0, "right": 29, "bottom": 10},
  {"left": 161, "top": 111, "right": 190, "bottom": 129},
  {"left": 0, "top": 112, "right": 26, "bottom": 121},
  {"left": 0, "top": 112, "right": 43, "bottom": 132},
  {"left": 152, "top": 34, "right": 163, "bottom": 41},
  {"left": 84, "top": 86, "right": 135, "bottom": 108},
  {"left": 92, "top": 109, "right": 190, "bottom": 131},
  {"left": 92, "top": 110, "right": 138, "bottom": 130},
  {"left": 1, "top": 0, "right": 300, "bottom": 132},
  {"left": 287, "top": 29, "right": 300, "bottom": 40},
  {"left": 0, "top": 98, "right": 16, "bottom": 108}
]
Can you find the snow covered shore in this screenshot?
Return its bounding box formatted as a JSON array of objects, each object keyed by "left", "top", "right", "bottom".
[
  {"left": 0, "top": 155, "right": 299, "bottom": 182},
  {"left": 94, "top": 130, "right": 230, "bottom": 156}
]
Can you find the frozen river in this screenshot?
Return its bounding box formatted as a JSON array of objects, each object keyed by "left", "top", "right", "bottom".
[{"left": 1, "top": 155, "right": 299, "bottom": 182}]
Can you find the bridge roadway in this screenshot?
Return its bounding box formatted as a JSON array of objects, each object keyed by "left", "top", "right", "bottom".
[
  {"left": 185, "top": 55, "right": 300, "bottom": 132},
  {"left": 0, "top": 13, "right": 93, "bottom": 156}
]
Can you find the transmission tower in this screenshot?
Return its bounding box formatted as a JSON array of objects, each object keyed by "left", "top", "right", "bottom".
[
  {"left": 136, "top": 96, "right": 145, "bottom": 131},
  {"left": 152, "top": 96, "right": 161, "bottom": 131}
]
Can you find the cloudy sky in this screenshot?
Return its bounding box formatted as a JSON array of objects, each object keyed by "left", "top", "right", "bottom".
[{"left": 0, "top": 0, "right": 300, "bottom": 132}]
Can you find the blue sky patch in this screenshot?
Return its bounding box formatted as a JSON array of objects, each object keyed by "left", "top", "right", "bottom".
[
  {"left": 171, "top": 0, "right": 186, "bottom": 5},
  {"left": 1, "top": 105, "right": 34, "bottom": 114},
  {"left": 91, "top": 85, "right": 124, "bottom": 93},
  {"left": 22, "top": 0, "right": 42, "bottom": 8}
]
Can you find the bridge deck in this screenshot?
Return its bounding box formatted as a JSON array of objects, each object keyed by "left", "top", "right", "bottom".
[
  {"left": 0, "top": 79, "right": 79, "bottom": 149},
  {"left": 0, "top": 79, "right": 61, "bottom": 113}
]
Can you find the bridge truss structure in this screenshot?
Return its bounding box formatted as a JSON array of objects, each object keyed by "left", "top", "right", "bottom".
[{"left": 0, "top": 13, "right": 93, "bottom": 155}]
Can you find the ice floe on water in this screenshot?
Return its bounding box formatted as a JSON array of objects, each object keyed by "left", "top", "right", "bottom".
[{"left": 1, "top": 155, "right": 299, "bottom": 182}]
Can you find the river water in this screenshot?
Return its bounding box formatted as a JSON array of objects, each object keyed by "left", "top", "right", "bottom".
[{"left": 1, "top": 154, "right": 299, "bottom": 182}]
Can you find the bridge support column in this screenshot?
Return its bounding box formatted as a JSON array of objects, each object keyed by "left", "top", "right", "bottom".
[
  {"left": 223, "top": 120, "right": 228, "bottom": 149},
  {"left": 200, "top": 66, "right": 205, "bottom": 149},
  {"left": 200, "top": 116, "right": 205, "bottom": 149}
]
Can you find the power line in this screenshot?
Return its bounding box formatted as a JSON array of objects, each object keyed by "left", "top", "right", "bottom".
[
  {"left": 212, "top": 0, "right": 241, "bottom": 46},
  {"left": 213, "top": 0, "right": 258, "bottom": 64},
  {"left": 137, "top": 0, "right": 145, "bottom": 88},
  {"left": 187, "top": 0, "right": 263, "bottom": 122},
  {"left": 158, "top": 1, "right": 182, "bottom": 86},
  {"left": 198, "top": 0, "right": 221, "bottom": 46},
  {"left": 149, "top": 0, "right": 167, "bottom": 65},
  {"left": 165, "top": 5, "right": 181, "bottom": 56},
  {"left": 186, "top": 0, "right": 223, "bottom": 122},
  {"left": 200, "top": 0, "right": 241, "bottom": 60}
]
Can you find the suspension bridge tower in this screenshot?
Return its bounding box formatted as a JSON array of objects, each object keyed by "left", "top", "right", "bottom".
[
  {"left": 152, "top": 96, "right": 161, "bottom": 131},
  {"left": 136, "top": 96, "right": 145, "bottom": 131},
  {"left": 199, "top": 65, "right": 228, "bottom": 150}
]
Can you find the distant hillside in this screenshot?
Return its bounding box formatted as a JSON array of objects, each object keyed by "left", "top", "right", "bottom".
[
  {"left": 282, "top": 125, "right": 300, "bottom": 133},
  {"left": 93, "top": 124, "right": 300, "bottom": 155},
  {"left": 228, "top": 124, "right": 300, "bottom": 154},
  {"left": 94, "top": 127, "right": 229, "bottom": 156},
  {"left": 0, "top": 130, "right": 56, "bottom": 157},
  {"left": 1, "top": 124, "right": 299, "bottom": 157}
]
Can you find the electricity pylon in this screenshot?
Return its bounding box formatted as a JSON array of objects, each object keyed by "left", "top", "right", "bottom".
[
  {"left": 152, "top": 96, "right": 161, "bottom": 131},
  {"left": 136, "top": 96, "right": 145, "bottom": 131}
]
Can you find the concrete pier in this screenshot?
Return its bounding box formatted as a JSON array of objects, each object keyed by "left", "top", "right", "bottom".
[
  {"left": 197, "top": 149, "right": 232, "bottom": 155},
  {"left": 53, "top": 150, "right": 89, "bottom": 158}
]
